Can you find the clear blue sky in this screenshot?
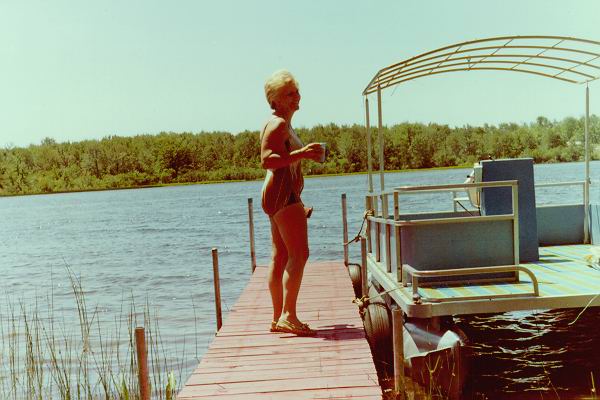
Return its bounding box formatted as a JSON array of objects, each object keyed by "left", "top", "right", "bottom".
[{"left": 1, "top": 0, "right": 599, "bottom": 147}]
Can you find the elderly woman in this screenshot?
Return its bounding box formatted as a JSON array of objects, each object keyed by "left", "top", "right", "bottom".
[{"left": 260, "top": 70, "right": 324, "bottom": 336}]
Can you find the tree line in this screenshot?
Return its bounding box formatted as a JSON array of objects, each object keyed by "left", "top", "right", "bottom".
[{"left": 0, "top": 115, "right": 598, "bottom": 196}]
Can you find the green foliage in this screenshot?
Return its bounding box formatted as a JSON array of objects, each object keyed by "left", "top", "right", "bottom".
[
  {"left": 0, "top": 115, "right": 598, "bottom": 196},
  {"left": 165, "top": 372, "right": 176, "bottom": 400},
  {"left": 0, "top": 268, "right": 185, "bottom": 399}
]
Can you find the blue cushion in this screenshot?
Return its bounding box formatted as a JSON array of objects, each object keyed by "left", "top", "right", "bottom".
[{"left": 480, "top": 158, "right": 539, "bottom": 262}]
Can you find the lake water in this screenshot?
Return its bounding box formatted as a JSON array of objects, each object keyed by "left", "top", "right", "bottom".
[{"left": 2, "top": 161, "right": 600, "bottom": 399}]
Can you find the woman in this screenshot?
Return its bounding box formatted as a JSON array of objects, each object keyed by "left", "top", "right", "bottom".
[{"left": 260, "top": 70, "right": 324, "bottom": 336}]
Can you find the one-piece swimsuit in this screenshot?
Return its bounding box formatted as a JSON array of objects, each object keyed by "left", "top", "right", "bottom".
[{"left": 260, "top": 118, "right": 304, "bottom": 217}]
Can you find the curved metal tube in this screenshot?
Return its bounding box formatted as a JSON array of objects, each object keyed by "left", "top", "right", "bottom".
[
  {"left": 404, "top": 263, "right": 540, "bottom": 301},
  {"left": 363, "top": 35, "right": 600, "bottom": 94}
]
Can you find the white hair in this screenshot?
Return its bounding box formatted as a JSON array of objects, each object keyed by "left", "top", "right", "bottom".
[{"left": 264, "top": 69, "right": 298, "bottom": 110}]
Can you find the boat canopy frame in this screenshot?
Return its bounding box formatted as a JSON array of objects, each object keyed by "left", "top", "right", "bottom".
[{"left": 363, "top": 35, "right": 599, "bottom": 242}]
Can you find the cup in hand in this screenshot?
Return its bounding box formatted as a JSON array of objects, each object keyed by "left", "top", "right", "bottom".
[{"left": 318, "top": 142, "right": 327, "bottom": 163}]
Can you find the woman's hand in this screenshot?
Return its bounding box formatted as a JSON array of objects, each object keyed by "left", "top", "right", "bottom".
[{"left": 300, "top": 143, "right": 325, "bottom": 162}]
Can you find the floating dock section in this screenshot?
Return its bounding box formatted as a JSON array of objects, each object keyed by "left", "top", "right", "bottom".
[{"left": 178, "top": 261, "right": 382, "bottom": 399}]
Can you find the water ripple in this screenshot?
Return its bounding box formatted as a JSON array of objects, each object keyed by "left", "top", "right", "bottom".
[{"left": 2, "top": 161, "right": 600, "bottom": 398}]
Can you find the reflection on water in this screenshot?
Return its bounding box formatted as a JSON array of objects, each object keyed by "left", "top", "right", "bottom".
[
  {"left": 456, "top": 308, "right": 600, "bottom": 399},
  {"left": 2, "top": 161, "right": 600, "bottom": 397}
]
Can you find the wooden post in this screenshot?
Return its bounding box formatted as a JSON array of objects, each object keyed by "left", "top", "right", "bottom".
[
  {"left": 342, "top": 193, "right": 349, "bottom": 266},
  {"left": 392, "top": 309, "right": 405, "bottom": 399},
  {"left": 135, "top": 327, "right": 150, "bottom": 400},
  {"left": 212, "top": 248, "right": 223, "bottom": 331},
  {"left": 360, "top": 237, "right": 368, "bottom": 298},
  {"left": 248, "top": 198, "right": 257, "bottom": 273}
]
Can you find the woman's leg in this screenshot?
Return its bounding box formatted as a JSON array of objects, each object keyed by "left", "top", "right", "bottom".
[
  {"left": 272, "top": 202, "right": 309, "bottom": 325},
  {"left": 268, "top": 218, "right": 288, "bottom": 323}
]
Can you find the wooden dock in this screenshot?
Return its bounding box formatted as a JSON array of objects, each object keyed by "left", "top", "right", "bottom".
[{"left": 178, "top": 261, "right": 382, "bottom": 399}]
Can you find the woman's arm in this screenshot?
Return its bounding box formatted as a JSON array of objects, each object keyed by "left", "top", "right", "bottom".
[{"left": 260, "top": 119, "right": 322, "bottom": 169}]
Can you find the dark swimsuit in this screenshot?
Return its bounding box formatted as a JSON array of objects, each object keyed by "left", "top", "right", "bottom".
[
  {"left": 260, "top": 123, "right": 304, "bottom": 217},
  {"left": 286, "top": 191, "right": 300, "bottom": 206}
]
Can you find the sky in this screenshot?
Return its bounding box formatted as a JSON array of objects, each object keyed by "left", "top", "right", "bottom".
[{"left": 1, "top": 0, "right": 599, "bottom": 148}]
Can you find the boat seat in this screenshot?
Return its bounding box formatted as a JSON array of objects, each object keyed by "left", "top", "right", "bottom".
[{"left": 480, "top": 158, "right": 539, "bottom": 262}]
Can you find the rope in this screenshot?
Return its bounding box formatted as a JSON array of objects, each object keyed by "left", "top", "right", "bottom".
[
  {"left": 544, "top": 248, "right": 600, "bottom": 272},
  {"left": 568, "top": 293, "right": 600, "bottom": 326},
  {"left": 367, "top": 286, "right": 401, "bottom": 302},
  {"left": 352, "top": 296, "right": 368, "bottom": 308},
  {"left": 454, "top": 200, "right": 474, "bottom": 216},
  {"left": 352, "top": 286, "right": 402, "bottom": 308},
  {"left": 344, "top": 209, "right": 374, "bottom": 246},
  {"left": 583, "top": 255, "right": 600, "bottom": 272}
]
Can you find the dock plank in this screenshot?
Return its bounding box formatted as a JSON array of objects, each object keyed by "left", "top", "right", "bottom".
[{"left": 178, "top": 261, "right": 381, "bottom": 399}]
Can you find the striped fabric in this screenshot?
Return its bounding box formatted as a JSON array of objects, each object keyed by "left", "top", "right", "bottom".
[{"left": 411, "top": 244, "right": 600, "bottom": 301}]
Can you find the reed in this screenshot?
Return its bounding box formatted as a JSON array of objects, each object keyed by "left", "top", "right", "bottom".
[
  {"left": 377, "top": 350, "right": 462, "bottom": 400},
  {"left": 0, "top": 268, "right": 185, "bottom": 399}
]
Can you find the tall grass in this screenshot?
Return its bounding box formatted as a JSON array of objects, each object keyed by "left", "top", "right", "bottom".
[{"left": 0, "top": 268, "right": 185, "bottom": 399}]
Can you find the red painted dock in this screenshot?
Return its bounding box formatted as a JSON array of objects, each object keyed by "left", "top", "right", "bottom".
[{"left": 178, "top": 261, "right": 382, "bottom": 399}]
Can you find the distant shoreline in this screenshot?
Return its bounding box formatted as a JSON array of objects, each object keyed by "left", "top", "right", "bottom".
[
  {"left": 2, "top": 117, "right": 596, "bottom": 198},
  {"left": 2, "top": 161, "right": 588, "bottom": 198},
  {"left": 0, "top": 165, "right": 474, "bottom": 198}
]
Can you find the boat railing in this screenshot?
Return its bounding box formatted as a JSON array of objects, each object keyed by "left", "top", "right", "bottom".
[
  {"left": 535, "top": 180, "right": 586, "bottom": 189},
  {"left": 364, "top": 180, "right": 520, "bottom": 285},
  {"left": 452, "top": 180, "right": 587, "bottom": 211},
  {"left": 534, "top": 180, "right": 587, "bottom": 205},
  {"left": 403, "top": 263, "right": 539, "bottom": 303}
]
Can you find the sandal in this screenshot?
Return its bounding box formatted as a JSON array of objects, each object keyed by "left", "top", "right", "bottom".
[
  {"left": 270, "top": 321, "right": 281, "bottom": 332},
  {"left": 275, "top": 319, "right": 316, "bottom": 336},
  {"left": 271, "top": 320, "right": 310, "bottom": 333}
]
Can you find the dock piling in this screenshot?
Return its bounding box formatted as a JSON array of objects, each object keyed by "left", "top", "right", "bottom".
[
  {"left": 392, "top": 308, "right": 406, "bottom": 399},
  {"left": 135, "top": 327, "right": 150, "bottom": 400},
  {"left": 342, "top": 193, "right": 349, "bottom": 266},
  {"left": 247, "top": 198, "right": 257, "bottom": 273},
  {"left": 211, "top": 248, "right": 223, "bottom": 331},
  {"left": 360, "top": 237, "right": 368, "bottom": 298}
]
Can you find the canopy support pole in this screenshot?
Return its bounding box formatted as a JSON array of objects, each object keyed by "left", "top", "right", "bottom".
[
  {"left": 584, "top": 83, "right": 590, "bottom": 244},
  {"left": 377, "top": 86, "right": 385, "bottom": 191},
  {"left": 365, "top": 97, "right": 373, "bottom": 192}
]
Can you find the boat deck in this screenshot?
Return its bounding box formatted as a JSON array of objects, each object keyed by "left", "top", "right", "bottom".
[
  {"left": 178, "top": 261, "right": 382, "bottom": 399},
  {"left": 369, "top": 244, "right": 600, "bottom": 318}
]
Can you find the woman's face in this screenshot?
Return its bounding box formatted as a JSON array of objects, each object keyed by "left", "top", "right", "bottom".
[{"left": 274, "top": 81, "right": 301, "bottom": 113}]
